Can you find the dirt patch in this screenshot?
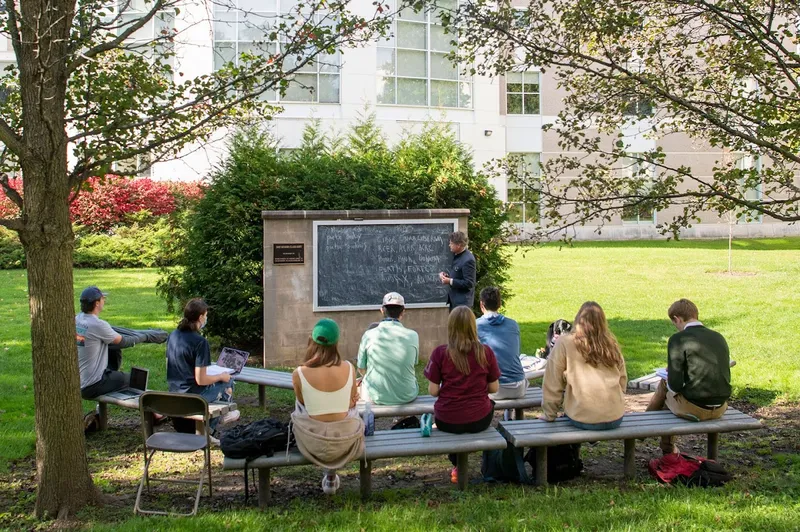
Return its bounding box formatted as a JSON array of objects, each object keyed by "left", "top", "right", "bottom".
[{"left": 1, "top": 397, "right": 797, "bottom": 527}]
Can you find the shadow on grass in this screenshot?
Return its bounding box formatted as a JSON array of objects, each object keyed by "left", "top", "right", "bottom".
[{"left": 519, "top": 319, "right": 673, "bottom": 379}]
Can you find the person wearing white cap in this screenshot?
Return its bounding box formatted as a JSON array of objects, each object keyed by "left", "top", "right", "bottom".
[{"left": 356, "top": 292, "right": 420, "bottom": 405}]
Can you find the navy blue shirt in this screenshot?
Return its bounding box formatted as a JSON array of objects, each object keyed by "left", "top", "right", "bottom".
[{"left": 166, "top": 328, "right": 211, "bottom": 393}]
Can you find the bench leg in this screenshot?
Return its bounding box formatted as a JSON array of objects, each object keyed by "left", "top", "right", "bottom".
[
  {"left": 707, "top": 433, "right": 719, "bottom": 461},
  {"left": 623, "top": 439, "right": 636, "bottom": 479},
  {"left": 97, "top": 402, "right": 108, "bottom": 431},
  {"left": 456, "top": 453, "right": 468, "bottom": 490},
  {"left": 360, "top": 459, "right": 372, "bottom": 500},
  {"left": 534, "top": 447, "right": 548, "bottom": 486},
  {"left": 514, "top": 408, "right": 525, "bottom": 421},
  {"left": 258, "top": 385, "right": 266, "bottom": 410},
  {"left": 257, "top": 468, "right": 271, "bottom": 508}
]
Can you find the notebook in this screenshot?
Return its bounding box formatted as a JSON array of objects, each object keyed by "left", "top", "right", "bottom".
[
  {"left": 107, "top": 367, "right": 149, "bottom": 399},
  {"left": 206, "top": 347, "right": 250, "bottom": 376}
]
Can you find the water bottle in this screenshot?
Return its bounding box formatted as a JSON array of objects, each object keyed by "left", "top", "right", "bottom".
[{"left": 363, "top": 402, "right": 375, "bottom": 436}]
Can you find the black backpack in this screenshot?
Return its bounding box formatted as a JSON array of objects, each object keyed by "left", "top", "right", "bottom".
[
  {"left": 680, "top": 457, "right": 733, "bottom": 487},
  {"left": 544, "top": 320, "right": 572, "bottom": 358},
  {"left": 220, "top": 418, "right": 294, "bottom": 460},
  {"left": 482, "top": 443, "right": 583, "bottom": 484}
]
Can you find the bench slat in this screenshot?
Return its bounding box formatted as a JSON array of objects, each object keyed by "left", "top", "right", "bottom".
[
  {"left": 498, "top": 408, "right": 761, "bottom": 447},
  {"left": 94, "top": 394, "right": 236, "bottom": 420},
  {"left": 223, "top": 427, "right": 506, "bottom": 470},
  {"left": 236, "top": 367, "right": 294, "bottom": 389},
  {"left": 357, "top": 388, "right": 543, "bottom": 418}
]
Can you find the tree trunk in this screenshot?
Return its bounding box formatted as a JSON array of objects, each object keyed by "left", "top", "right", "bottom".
[
  {"left": 14, "top": 0, "right": 96, "bottom": 517},
  {"left": 20, "top": 207, "right": 99, "bottom": 518}
]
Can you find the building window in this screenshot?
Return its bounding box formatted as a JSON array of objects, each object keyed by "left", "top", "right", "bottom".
[
  {"left": 623, "top": 97, "right": 653, "bottom": 117},
  {"left": 377, "top": 1, "right": 471, "bottom": 108},
  {"left": 118, "top": 0, "right": 176, "bottom": 79},
  {"left": 506, "top": 72, "right": 540, "bottom": 115},
  {"left": 506, "top": 153, "right": 541, "bottom": 224},
  {"left": 114, "top": 153, "right": 152, "bottom": 178},
  {"left": 736, "top": 155, "right": 763, "bottom": 224},
  {"left": 212, "top": 0, "right": 340, "bottom": 103},
  {"left": 619, "top": 154, "right": 656, "bottom": 224}
]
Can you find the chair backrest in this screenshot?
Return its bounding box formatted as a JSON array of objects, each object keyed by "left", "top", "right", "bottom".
[{"left": 139, "top": 391, "right": 209, "bottom": 420}]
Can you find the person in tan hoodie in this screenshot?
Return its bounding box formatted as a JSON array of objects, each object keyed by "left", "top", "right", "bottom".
[{"left": 540, "top": 302, "right": 628, "bottom": 430}]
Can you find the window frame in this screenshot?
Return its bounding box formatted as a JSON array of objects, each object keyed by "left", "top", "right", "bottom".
[
  {"left": 505, "top": 71, "right": 541, "bottom": 116},
  {"left": 736, "top": 154, "right": 763, "bottom": 224},
  {"left": 212, "top": 0, "right": 341, "bottom": 104},
  {"left": 505, "top": 152, "right": 542, "bottom": 225},
  {"left": 376, "top": 1, "right": 472, "bottom": 109},
  {"left": 619, "top": 154, "right": 657, "bottom": 225}
]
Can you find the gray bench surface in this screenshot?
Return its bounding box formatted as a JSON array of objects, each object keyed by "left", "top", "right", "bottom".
[
  {"left": 237, "top": 365, "right": 546, "bottom": 392},
  {"left": 498, "top": 408, "right": 760, "bottom": 447},
  {"left": 498, "top": 408, "right": 761, "bottom": 485},
  {"left": 356, "top": 387, "right": 543, "bottom": 418},
  {"left": 224, "top": 426, "right": 506, "bottom": 505},
  {"left": 95, "top": 393, "right": 236, "bottom": 420},
  {"left": 236, "top": 367, "right": 294, "bottom": 389},
  {"left": 224, "top": 426, "right": 508, "bottom": 470}
]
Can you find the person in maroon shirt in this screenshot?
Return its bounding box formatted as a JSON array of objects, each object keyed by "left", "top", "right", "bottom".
[{"left": 424, "top": 306, "right": 501, "bottom": 482}]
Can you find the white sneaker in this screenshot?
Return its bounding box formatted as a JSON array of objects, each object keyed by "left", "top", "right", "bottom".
[
  {"left": 219, "top": 409, "right": 240, "bottom": 426},
  {"left": 208, "top": 435, "right": 220, "bottom": 447},
  {"left": 322, "top": 473, "right": 340, "bottom": 495}
]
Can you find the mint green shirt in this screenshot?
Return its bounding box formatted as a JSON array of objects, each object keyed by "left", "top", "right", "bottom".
[{"left": 357, "top": 320, "right": 419, "bottom": 405}]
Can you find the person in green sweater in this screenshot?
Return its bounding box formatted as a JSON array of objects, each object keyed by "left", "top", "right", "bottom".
[{"left": 646, "top": 298, "right": 732, "bottom": 454}]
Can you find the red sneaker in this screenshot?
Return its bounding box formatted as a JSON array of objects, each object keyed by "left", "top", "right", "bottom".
[{"left": 450, "top": 467, "right": 458, "bottom": 484}]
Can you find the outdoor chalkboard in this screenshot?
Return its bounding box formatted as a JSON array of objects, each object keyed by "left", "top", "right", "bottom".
[{"left": 314, "top": 220, "right": 456, "bottom": 310}]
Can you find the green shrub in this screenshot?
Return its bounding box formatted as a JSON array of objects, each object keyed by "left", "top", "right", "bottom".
[
  {"left": 161, "top": 116, "right": 510, "bottom": 346},
  {"left": 73, "top": 218, "right": 174, "bottom": 268},
  {"left": 0, "top": 227, "right": 25, "bottom": 269}
]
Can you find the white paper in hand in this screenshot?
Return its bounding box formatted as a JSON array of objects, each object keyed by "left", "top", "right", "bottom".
[
  {"left": 655, "top": 368, "right": 668, "bottom": 380},
  {"left": 206, "top": 364, "right": 235, "bottom": 376}
]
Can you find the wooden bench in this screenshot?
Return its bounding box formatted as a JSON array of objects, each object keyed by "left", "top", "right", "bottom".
[
  {"left": 223, "top": 426, "right": 507, "bottom": 506},
  {"left": 355, "top": 386, "right": 543, "bottom": 420},
  {"left": 94, "top": 393, "right": 237, "bottom": 432},
  {"left": 498, "top": 408, "right": 762, "bottom": 485},
  {"left": 628, "top": 360, "right": 737, "bottom": 391},
  {"left": 236, "top": 366, "right": 544, "bottom": 418}
]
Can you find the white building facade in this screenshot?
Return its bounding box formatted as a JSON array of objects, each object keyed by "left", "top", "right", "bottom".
[{"left": 0, "top": 0, "right": 797, "bottom": 240}]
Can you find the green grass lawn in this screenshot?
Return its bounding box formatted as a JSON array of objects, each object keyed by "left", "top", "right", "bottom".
[{"left": 0, "top": 238, "right": 799, "bottom": 529}]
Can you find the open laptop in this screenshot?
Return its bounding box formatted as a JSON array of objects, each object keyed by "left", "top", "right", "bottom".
[
  {"left": 206, "top": 347, "right": 250, "bottom": 376},
  {"left": 106, "top": 367, "right": 149, "bottom": 399}
]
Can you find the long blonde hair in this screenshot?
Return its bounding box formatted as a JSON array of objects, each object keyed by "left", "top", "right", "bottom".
[
  {"left": 447, "top": 306, "right": 486, "bottom": 375},
  {"left": 572, "top": 302, "right": 623, "bottom": 369}
]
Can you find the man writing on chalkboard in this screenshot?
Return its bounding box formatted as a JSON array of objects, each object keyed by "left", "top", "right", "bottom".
[{"left": 439, "top": 231, "right": 477, "bottom": 311}]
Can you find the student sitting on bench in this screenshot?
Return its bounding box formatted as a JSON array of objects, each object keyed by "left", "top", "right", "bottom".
[
  {"left": 540, "top": 301, "right": 628, "bottom": 430},
  {"left": 77, "top": 286, "right": 168, "bottom": 399},
  {"left": 646, "top": 299, "right": 731, "bottom": 454},
  {"left": 476, "top": 286, "right": 527, "bottom": 400}
]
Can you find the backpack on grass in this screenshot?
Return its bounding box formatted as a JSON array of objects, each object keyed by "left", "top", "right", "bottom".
[{"left": 481, "top": 443, "right": 583, "bottom": 484}]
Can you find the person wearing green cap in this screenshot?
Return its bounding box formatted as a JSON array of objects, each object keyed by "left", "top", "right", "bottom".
[{"left": 291, "top": 318, "right": 364, "bottom": 495}]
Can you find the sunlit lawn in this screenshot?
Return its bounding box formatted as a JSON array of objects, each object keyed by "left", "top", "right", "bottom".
[{"left": 0, "top": 238, "right": 799, "bottom": 529}]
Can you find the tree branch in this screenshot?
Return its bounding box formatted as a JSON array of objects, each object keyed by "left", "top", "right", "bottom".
[{"left": 0, "top": 216, "right": 23, "bottom": 232}]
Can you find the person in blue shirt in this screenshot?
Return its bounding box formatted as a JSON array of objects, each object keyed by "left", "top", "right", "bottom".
[{"left": 476, "top": 286, "right": 527, "bottom": 400}]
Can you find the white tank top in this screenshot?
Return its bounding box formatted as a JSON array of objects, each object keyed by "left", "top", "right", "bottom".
[{"left": 297, "top": 361, "right": 353, "bottom": 416}]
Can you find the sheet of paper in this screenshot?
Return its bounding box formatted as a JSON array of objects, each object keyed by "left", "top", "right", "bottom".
[
  {"left": 206, "top": 364, "right": 235, "bottom": 376},
  {"left": 655, "top": 368, "right": 668, "bottom": 380}
]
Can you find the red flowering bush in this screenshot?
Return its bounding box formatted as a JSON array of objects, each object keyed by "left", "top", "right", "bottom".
[
  {"left": 0, "top": 175, "right": 204, "bottom": 232},
  {"left": 0, "top": 178, "right": 21, "bottom": 219}
]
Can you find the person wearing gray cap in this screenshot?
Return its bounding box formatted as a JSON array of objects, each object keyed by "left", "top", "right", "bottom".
[
  {"left": 77, "top": 286, "right": 168, "bottom": 399},
  {"left": 356, "top": 292, "right": 420, "bottom": 405}
]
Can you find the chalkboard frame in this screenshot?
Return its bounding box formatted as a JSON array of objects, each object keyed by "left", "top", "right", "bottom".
[{"left": 313, "top": 219, "right": 458, "bottom": 311}]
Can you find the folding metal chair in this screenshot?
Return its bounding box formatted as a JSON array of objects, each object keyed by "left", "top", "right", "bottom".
[{"left": 133, "top": 391, "right": 212, "bottom": 517}]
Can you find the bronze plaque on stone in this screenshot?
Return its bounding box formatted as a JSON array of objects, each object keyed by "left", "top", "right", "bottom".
[{"left": 273, "top": 243, "right": 304, "bottom": 264}]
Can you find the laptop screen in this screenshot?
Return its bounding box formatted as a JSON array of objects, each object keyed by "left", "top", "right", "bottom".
[
  {"left": 217, "top": 347, "right": 249, "bottom": 373},
  {"left": 129, "top": 367, "right": 148, "bottom": 392}
]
